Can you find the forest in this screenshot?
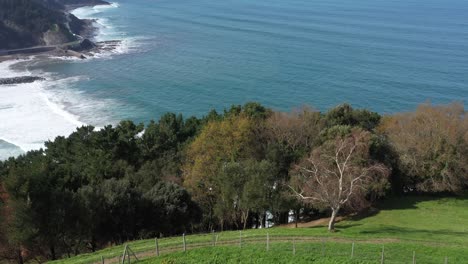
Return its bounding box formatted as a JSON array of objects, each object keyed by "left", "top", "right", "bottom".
[{"left": 0, "top": 102, "right": 466, "bottom": 263}]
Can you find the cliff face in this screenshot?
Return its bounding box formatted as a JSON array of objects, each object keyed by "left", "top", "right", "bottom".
[
  {"left": 60, "top": 0, "right": 109, "bottom": 6},
  {"left": 0, "top": 21, "right": 37, "bottom": 49},
  {"left": 33, "top": 0, "right": 109, "bottom": 10},
  {"left": 0, "top": 0, "right": 108, "bottom": 50}
]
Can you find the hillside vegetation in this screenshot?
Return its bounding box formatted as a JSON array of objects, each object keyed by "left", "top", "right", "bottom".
[
  {"left": 1, "top": 102, "right": 466, "bottom": 263},
  {"left": 48, "top": 196, "right": 468, "bottom": 264}
]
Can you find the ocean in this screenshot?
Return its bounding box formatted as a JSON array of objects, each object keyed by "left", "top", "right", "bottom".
[{"left": 0, "top": 0, "right": 467, "bottom": 159}]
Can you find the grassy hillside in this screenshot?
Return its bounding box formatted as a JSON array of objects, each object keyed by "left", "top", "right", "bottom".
[
  {"left": 142, "top": 243, "right": 466, "bottom": 264},
  {"left": 49, "top": 196, "right": 468, "bottom": 264}
]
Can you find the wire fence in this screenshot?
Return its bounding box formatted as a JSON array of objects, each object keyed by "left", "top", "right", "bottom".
[{"left": 93, "top": 232, "right": 463, "bottom": 264}]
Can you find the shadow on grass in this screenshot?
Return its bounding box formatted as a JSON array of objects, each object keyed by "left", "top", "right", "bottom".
[
  {"left": 335, "top": 223, "right": 363, "bottom": 229},
  {"left": 302, "top": 223, "right": 362, "bottom": 232},
  {"left": 358, "top": 226, "right": 467, "bottom": 238},
  {"left": 375, "top": 194, "right": 468, "bottom": 211},
  {"left": 345, "top": 195, "right": 468, "bottom": 222}
]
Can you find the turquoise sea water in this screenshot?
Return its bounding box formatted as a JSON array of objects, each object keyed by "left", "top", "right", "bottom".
[{"left": 0, "top": 0, "right": 467, "bottom": 158}]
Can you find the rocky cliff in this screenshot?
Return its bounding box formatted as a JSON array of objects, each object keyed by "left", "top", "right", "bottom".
[{"left": 0, "top": 0, "right": 109, "bottom": 50}]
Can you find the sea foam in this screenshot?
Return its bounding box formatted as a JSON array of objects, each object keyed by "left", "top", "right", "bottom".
[
  {"left": 71, "top": 2, "right": 139, "bottom": 56},
  {"left": 0, "top": 58, "right": 117, "bottom": 160},
  {"left": 0, "top": 59, "right": 84, "bottom": 156},
  {"left": 0, "top": 2, "right": 136, "bottom": 160}
]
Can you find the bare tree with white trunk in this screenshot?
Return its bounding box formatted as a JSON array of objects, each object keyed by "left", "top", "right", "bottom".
[{"left": 289, "top": 129, "right": 389, "bottom": 231}]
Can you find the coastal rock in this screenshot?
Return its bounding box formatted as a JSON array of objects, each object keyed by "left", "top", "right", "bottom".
[
  {"left": 0, "top": 76, "right": 45, "bottom": 85},
  {"left": 69, "top": 39, "right": 97, "bottom": 52},
  {"left": 79, "top": 39, "right": 96, "bottom": 50},
  {"left": 95, "top": 40, "right": 121, "bottom": 51}
]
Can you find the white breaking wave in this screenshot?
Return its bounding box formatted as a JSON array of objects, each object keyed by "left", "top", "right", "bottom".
[
  {"left": 0, "top": 2, "right": 133, "bottom": 160},
  {"left": 71, "top": 2, "right": 141, "bottom": 56},
  {"left": 0, "top": 59, "right": 83, "bottom": 155},
  {"left": 71, "top": 4, "right": 119, "bottom": 42},
  {"left": 0, "top": 59, "right": 116, "bottom": 160}
]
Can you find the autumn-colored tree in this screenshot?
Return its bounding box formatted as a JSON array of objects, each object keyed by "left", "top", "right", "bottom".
[
  {"left": 183, "top": 115, "right": 259, "bottom": 229},
  {"left": 290, "top": 129, "right": 389, "bottom": 231},
  {"left": 265, "top": 107, "right": 323, "bottom": 153},
  {"left": 378, "top": 102, "right": 467, "bottom": 193}
]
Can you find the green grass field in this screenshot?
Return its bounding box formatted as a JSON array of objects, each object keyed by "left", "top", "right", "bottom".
[{"left": 49, "top": 196, "right": 468, "bottom": 264}]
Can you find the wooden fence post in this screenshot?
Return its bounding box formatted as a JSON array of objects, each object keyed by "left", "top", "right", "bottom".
[
  {"left": 321, "top": 240, "right": 326, "bottom": 256},
  {"left": 183, "top": 233, "right": 187, "bottom": 252},
  {"left": 155, "top": 238, "right": 159, "bottom": 256},
  {"left": 266, "top": 232, "right": 270, "bottom": 251},
  {"left": 121, "top": 245, "right": 128, "bottom": 264},
  {"left": 380, "top": 245, "right": 385, "bottom": 264},
  {"left": 412, "top": 251, "right": 416, "bottom": 264},
  {"left": 127, "top": 246, "right": 139, "bottom": 262},
  {"left": 292, "top": 238, "right": 296, "bottom": 255},
  {"left": 239, "top": 231, "right": 242, "bottom": 248},
  {"left": 212, "top": 230, "right": 215, "bottom": 246},
  {"left": 101, "top": 256, "right": 104, "bottom": 264},
  {"left": 215, "top": 234, "right": 219, "bottom": 246},
  {"left": 444, "top": 256, "right": 448, "bottom": 264},
  {"left": 351, "top": 242, "right": 355, "bottom": 259}
]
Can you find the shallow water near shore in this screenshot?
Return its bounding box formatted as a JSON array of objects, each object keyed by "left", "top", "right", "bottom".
[{"left": 1, "top": 0, "right": 467, "bottom": 159}]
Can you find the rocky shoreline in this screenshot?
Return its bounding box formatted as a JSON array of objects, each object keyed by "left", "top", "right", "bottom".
[
  {"left": 0, "top": 39, "right": 122, "bottom": 62},
  {"left": 0, "top": 1, "right": 114, "bottom": 62},
  {"left": 0, "top": 76, "right": 45, "bottom": 85},
  {"left": 0, "top": 1, "right": 125, "bottom": 86},
  {"left": 55, "top": 40, "right": 123, "bottom": 59}
]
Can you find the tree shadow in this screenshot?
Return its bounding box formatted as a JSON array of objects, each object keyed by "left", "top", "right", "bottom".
[
  {"left": 346, "top": 194, "right": 468, "bottom": 222},
  {"left": 336, "top": 223, "right": 362, "bottom": 229},
  {"left": 343, "top": 194, "right": 467, "bottom": 227},
  {"left": 348, "top": 207, "right": 380, "bottom": 221},
  {"left": 359, "top": 226, "right": 467, "bottom": 237},
  {"left": 296, "top": 195, "right": 467, "bottom": 233},
  {"left": 375, "top": 194, "right": 468, "bottom": 211}
]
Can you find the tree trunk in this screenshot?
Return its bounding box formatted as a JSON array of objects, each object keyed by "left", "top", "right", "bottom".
[
  {"left": 242, "top": 211, "right": 249, "bottom": 230},
  {"left": 295, "top": 209, "right": 299, "bottom": 228},
  {"left": 90, "top": 239, "right": 96, "bottom": 253},
  {"left": 50, "top": 245, "right": 56, "bottom": 260},
  {"left": 328, "top": 207, "right": 339, "bottom": 232},
  {"left": 262, "top": 212, "right": 267, "bottom": 228},
  {"left": 16, "top": 249, "right": 24, "bottom": 264}
]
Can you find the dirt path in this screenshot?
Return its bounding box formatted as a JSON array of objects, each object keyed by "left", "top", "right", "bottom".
[{"left": 280, "top": 216, "right": 346, "bottom": 228}]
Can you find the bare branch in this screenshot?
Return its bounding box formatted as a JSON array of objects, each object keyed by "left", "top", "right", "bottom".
[{"left": 289, "top": 129, "right": 389, "bottom": 231}]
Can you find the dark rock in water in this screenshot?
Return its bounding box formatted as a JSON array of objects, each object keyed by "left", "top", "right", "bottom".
[
  {"left": 80, "top": 39, "right": 96, "bottom": 50},
  {"left": 69, "top": 39, "right": 96, "bottom": 52},
  {"left": 0, "top": 76, "right": 45, "bottom": 85},
  {"left": 95, "top": 40, "right": 121, "bottom": 52}
]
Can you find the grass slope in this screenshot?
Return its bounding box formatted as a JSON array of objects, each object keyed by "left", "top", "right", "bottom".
[{"left": 49, "top": 196, "right": 468, "bottom": 264}]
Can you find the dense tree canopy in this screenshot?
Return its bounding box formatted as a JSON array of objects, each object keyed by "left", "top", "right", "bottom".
[
  {"left": 0, "top": 102, "right": 465, "bottom": 263},
  {"left": 0, "top": 113, "right": 203, "bottom": 263},
  {"left": 378, "top": 102, "right": 467, "bottom": 193}
]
